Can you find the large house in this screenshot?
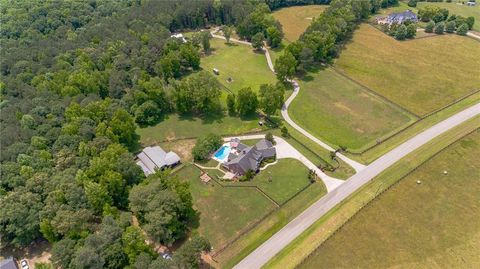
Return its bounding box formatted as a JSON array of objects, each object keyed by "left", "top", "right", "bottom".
[
  {"left": 136, "top": 146, "right": 180, "bottom": 176},
  {"left": 223, "top": 138, "right": 276, "bottom": 176},
  {"left": 376, "top": 10, "right": 418, "bottom": 25}
]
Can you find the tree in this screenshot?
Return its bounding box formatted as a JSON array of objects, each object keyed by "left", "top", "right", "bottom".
[
  {"left": 192, "top": 133, "right": 222, "bottom": 161},
  {"left": 236, "top": 87, "right": 258, "bottom": 116},
  {"left": 274, "top": 51, "right": 297, "bottom": 82},
  {"left": 266, "top": 26, "right": 282, "bottom": 48},
  {"left": 434, "top": 21, "right": 445, "bottom": 34},
  {"left": 259, "top": 83, "right": 285, "bottom": 116},
  {"left": 251, "top": 32, "right": 264, "bottom": 50},
  {"left": 223, "top": 26, "right": 233, "bottom": 43},
  {"left": 466, "top": 16, "right": 475, "bottom": 30},
  {"left": 51, "top": 238, "right": 77, "bottom": 269},
  {"left": 456, "top": 23, "right": 469, "bottom": 35},
  {"left": 425, "top": 21, "right": 435, "bottom": 33},
  {"left": 265, "top": 132, "right": 275, "bottom": 145},
  {"left": 395, "top": 24, "right": 407, "bottom": 40},
  {"left": 445, "top": 20, "right": 456, "bottom": 33},
  {"left": 134, "top": 101, "right": 161, "bottom": 126},
  {"left": 173, "top": 236, "right": 211, "bottom": 269},
  {"left": 407, "top": 0, "right": 417, "bottom": 7},
  {"left": 281, "top": 126, "right": 289, "bottom": 137},
  {"left": 201, "top": 31, "right": 211, "bottom": 53},
  {"left": 227, "top": 94, "right": 236, "bottom": 115},
  {"left": 122, "top": 226, "right": 156, "bottom": 264},
  {"left": 84, "top": 181, "right": 112, "bottom": 213},
  {"left": 406, "top": 24, "right": 417, "bottom": 39}
]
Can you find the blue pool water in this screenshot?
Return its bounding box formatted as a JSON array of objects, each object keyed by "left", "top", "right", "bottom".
[{"left": 214, "top": 145, "right": 231, "bottom": 161}]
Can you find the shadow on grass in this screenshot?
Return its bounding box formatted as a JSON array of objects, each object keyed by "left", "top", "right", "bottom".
[{"left": 297, "top": 63, "right": 328, "bottom": 82}]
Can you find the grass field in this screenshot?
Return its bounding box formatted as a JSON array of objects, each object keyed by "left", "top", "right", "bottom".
[
  {"left": 289, "top": 68, "right": 416, "bottom": 151},
  {"left": 176, "top": 165, "right": 276, "bottom": 249},
  {"left": 299, "top": 129, "right": 480, "bottom": 269},
  {"left": 335, "top": 24, "right": 480, "bottom": 116},
  {"left": 265, "top": 116, "right": 480, "bottom": 269},
  {"left": 201, "top": 38, "right": 276, "bottom": 93},
  {"left": 222, "top": 159, "right": 311, "bottom": 204},
  {"left": 417, "top": 1, "right": 480, "bottom": 31},
  {"left": 137, "top": 113, "right": 265, "bottom": 145},
  {"left": 272, "top": 5, "right": 327, "bottom": 42}
]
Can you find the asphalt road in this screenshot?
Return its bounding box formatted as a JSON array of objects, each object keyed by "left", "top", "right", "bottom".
[{"left": 233, "top": 102, "right": 480, "bottom": 269}]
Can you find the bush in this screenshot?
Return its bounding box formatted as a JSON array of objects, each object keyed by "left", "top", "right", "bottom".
[
  {"left": 265, "top": 132, "right": 275, "bottom": 145},
  {"left": 456, "top": 23, "right": 469, "bottom": 35},
  {"left": 239, "top": 170, "right": 255, "bottom": 181},
  {"left": 434, "top": 21, "right": 445, "bottom": 34},
  {"left": 408, "top": 0, "right": 417, "bottom": 7},
  {"left": 406, "top": 24, "right": 417, "bottom": 38},
  {"left": 394, "top": 24, "right": 408, "bottom": 40},
  {"left": 192, "top": 133, "right": 222, "bottom": 161},
  {"left": 425, "top": 21, "right": 435, "bottom": 33},
  {"left": 445, "top": 20, "right": 456, "bottom": 33},
  {"left": 281, "top": 126, "right": 289, "bottom": 137}
]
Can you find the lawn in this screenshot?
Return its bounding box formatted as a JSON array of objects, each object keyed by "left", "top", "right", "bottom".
[
  {"left": 201, "top": 38, "right": 276, "bottom": 93},
  {"left": 272, "top": 5, "right": 327, "bottom": 42},
  {"left": 299, "top": 129, "right": 480, "bottom": 269},
  {"left": 137, "top": 113, "right": 265, "bottom": 145},
  {"left": 335, "top": 24, "right": 480, "bottom": 116},
  {"left": 417, "top": 1, "right": 480, "bottom": 31},
  {"left": 222, "top": 158, "right": 311, "bottom": 204},
  {"left": 175, "top": 165, "right": 277, "bottom": 249},
  {"left": 289, "top": 68, "right": 416, "bottom": 151}
]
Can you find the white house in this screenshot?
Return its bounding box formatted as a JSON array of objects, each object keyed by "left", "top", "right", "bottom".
[
  {"left": 136, "top": 146, "right": 180, "bottom": 175},
  {"left": 170, "top": 33, "right": 187, "bottom": 43}
]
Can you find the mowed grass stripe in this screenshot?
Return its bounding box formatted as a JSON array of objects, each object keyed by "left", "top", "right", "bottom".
[
  {"left": 299, "top": 129, "right": 480, "bottom": 269},
  {"left": 336, "top": 24, "right": 480, "bottom": 116},
  {"left": 289, "top": 68, "right": 416, "bottom": 151}
]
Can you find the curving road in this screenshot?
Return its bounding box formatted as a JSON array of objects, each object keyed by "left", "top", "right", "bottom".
[
  {"left": 234, "top": 102, "right": 480, "bottom": 269},
  {"left": 210, "top": 30, "right": 366, "bottom": 172}
]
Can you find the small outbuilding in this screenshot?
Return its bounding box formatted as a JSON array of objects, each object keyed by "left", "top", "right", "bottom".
[
  {"left": 136, "top": 146, "right": 180, "bottom": 176},
  {"left": 467, "top": 1, "right": 476, "bottom": 6},
  {"left": 170, "top": 33, "right": 187, "bottom": 43},
  {"left": 213, "top": 68, "right": 220, "bottom": 75}
]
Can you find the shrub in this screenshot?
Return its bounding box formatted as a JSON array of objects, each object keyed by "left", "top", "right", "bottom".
[
  {"left": 445, "top": 20, "right": 456, "bottom": 33},
  {"left": 406, "top": 24, "right": 417, "bottom": 39},
  {"left": 265, "top": 132, "right": 275, "bottom": 145},
  {"left": 192, "top": 133, "right": 222, "bottom": 161},
  {"left": 434, "top": 21, "right": 445, "bottom": 34},
  {"left": 281, "top": 126, "right": 289, "bottom": 137},
  {"left": 239, "top": 170, "right": 255, "bottom": 181},
  {"left": 408, "top": 0, "right": 417, "bottom": 7},
  {"left": 456, "top": 23, "right": 469, "bottom": 35},
  {"left": 425, "top": 21, "right": 435, "bottom": 33},
  {"left": 395, "top": 24, "right": 408, "bottom": 40}
]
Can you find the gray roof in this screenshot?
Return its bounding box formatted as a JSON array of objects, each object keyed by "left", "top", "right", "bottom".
[
  {"left": 225, "top": 139, "right": 276, "bottom": 175},
  {"left": 387, "top": 10, "right": 417, "bottom": 23},
  {"left": 0, "top": 257, "right": 18, "bottom": 269},
  {"left": 136, "top": 146, "right": 181, "bottom": 175}
]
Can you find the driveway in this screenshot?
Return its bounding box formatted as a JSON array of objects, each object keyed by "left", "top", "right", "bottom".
[
  {"left": 223, "top": 135, "right": 344, "bottom": 192},
  {"left": 233, "top": 102, "right": 480, "bottom": 269}
]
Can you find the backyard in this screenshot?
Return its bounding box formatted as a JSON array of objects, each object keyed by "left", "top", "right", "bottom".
[
  {"left": 289, "top": 68, "right": 416, "bottom": 151},
  {"left": 335, "top": 24, "right": 480, "bottom": 116},
  {"left": 272, "top": 5, "right": 327, "bottom": 42},
  {"left": 299, "top": 130, "right": 480, "bottom": 269}
]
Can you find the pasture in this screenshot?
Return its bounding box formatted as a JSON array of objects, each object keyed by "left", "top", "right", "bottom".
[
  {"left": 201, "top": 38, "right": 276, "bottom": 93},
  {"left": 272, "top": 5, "right": 327, "bottom": 42},
  {"left": 299, "top": 130, "right": 480, "bottom": 269},
  {"left": 289, "top": 68, "right": 416, "bottom": 151},
  {"left": 335, "top": 24, "right": 480, "bottom": 116},
  {"left": 417, "top": 1, "right": 480, "bottom": 31}
]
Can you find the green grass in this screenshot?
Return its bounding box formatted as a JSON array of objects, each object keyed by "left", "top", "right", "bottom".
[
  {"left": 175, "top": 165, "right": 277, "bottom": 249},
  {"left": 335, "top": 24, "right": 480, "bottom": 116},
  {"left": 347, "top": 92, "right": 480, "bottom": 164},
  {"left": 299, "top": 129, "right": 480, "bottom": 269},
  {"left": 137, "top": 113, "right": 265, "bottom": 145},
  {"left": 417, "top": 1, "right": 480, "bottom": 31},
  {"left": 201, "top": 38, "right": 276, "bottom": 94},
  {"left": 214, "top": 181, "right": 327, "bottom": 269},
  {"left": 222, "top": 159, "right": 311, "bottom": 204},
  {"left": 289, "top": 68, "right": 416, "bottom": 151},
  {"left": 272, "top": 5, "right": 327, "bottom": 42},
  {"left": 265, "top": 116, "right": 480, "bottom": 269}
]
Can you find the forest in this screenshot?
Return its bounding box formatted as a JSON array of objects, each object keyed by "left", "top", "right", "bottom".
[{"left": 1, "top": 0, "right": 387, "bottom": 268}]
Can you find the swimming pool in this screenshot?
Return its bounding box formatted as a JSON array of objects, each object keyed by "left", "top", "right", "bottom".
[{"left": 213, "top": 144, "right": 231, "bottom": 162}]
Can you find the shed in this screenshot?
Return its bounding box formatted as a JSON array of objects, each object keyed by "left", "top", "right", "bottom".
[
  {"left": 213, "top": 68, "right": 220, "bottom": 75},
  {"left": 136, "top": 146, "right": 181, "bottom": 175}
]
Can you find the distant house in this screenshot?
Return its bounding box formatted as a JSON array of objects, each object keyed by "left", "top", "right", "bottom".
[
  {"left": 376, "top": 10, "right": 418, "bottom": 25},
  {"left": 136, "top": 146, "right": 180, "bottom": 175},
  {"left": 467, "top": 1, "right": 476, "bottom": 6},
  {"left": 170, "top": 33, "right": 187, "bottom": 43},
  {"left": 223, "top": 138, "right": 276, "bottom": 176},
  {"left": 0, "top": 257, "right": 18, "bottom": 269}
]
